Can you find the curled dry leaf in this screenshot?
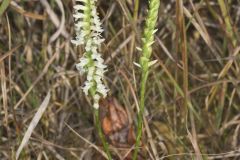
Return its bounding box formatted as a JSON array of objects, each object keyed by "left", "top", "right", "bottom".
[
  {"left": 99, "top": 98, "right": 147, "bottom": 160},
  {"left": 98, "top": 97, "right": 146, "bottom": 160},
  {"left": 99, "top": 98, "right": 135, "bottom": 147},
  {"left": 102, "top": 116, "right": 112, "bottom": 135}
]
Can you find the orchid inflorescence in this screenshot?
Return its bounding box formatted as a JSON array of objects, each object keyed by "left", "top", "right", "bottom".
[
  {"left": 133, "top": 0, "right": 160, "bottom": 159},
  {"left": 71, "top": 0, "right": 109, "bottom": 109}
]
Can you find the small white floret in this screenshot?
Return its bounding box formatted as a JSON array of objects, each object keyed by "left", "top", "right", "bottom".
[
  {"left": 148, "top": 59, "right": 158, "bottom": 67},
  {"left": 72, "top": 0, "right": 109, "bottom": 109}
]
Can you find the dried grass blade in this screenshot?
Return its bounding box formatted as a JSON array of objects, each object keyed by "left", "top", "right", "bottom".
[{"left": 16, "top": 91, "right": 51, "bottom": 160}]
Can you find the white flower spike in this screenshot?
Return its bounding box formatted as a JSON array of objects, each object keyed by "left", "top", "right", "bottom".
[{"left": 72, "top": 0, "right": 108, "bottom": 109}]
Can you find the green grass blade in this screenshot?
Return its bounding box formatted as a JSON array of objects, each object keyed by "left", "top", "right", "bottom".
[{"left": 0, "top": 0, "right": 11, "bottom": 17}]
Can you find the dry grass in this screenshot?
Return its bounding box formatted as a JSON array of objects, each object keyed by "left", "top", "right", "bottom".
[{"left": 0, "top": 0, "right": 240, "bottom": 159}]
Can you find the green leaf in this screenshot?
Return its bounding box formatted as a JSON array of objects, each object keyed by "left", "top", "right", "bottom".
[{"left": 0, "top": 0, "right": 11, "bottom": 17}]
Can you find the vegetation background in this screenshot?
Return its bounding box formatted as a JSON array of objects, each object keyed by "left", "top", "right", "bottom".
[{"left": 0, "top": 0, "right": 240, "bottom": 159}]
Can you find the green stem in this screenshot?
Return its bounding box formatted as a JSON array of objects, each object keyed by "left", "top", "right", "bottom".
[
  {"left": 133, "top": 69, "right": 149, "bottom": 160},
  {"left": 90, "top": 89, "right": 111, "bottom": 159},
  {"left": 94, "top": 109, "right": 112, "bottom": 160},
  {"left": 133, "top": 0, "right": 160, "bottom": 159}
]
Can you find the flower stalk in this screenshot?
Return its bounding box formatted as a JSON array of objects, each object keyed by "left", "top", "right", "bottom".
[
  {"left": 72, "top": 0, "right": 112, "bottom": 159},
  {"left": 133, "top": 0, "right": 160, "bottom": 159}
]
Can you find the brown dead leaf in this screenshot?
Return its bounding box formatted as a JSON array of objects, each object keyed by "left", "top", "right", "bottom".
[
  {"left": 100, "top": 98, "right": 133, "bottom": 145},
  {"left": 100, "top": 98, "right": 129, "bottom": 136},
  {"left": 98, "top": 97, "right": 148, "bottom": 159}
]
